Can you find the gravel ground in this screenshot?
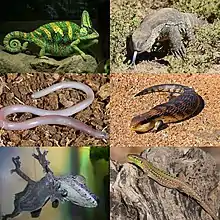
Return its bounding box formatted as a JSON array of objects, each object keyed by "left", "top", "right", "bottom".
[{"left": 110, "top": 73, "right": 220, "bottom": 147}]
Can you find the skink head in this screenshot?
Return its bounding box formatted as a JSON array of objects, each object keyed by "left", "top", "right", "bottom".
[{"left": 130, "top": 114, "right": 156, "bottom": 133}]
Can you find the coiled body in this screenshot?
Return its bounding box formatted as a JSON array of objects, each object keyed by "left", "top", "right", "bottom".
[{"left": 0, "top": 81, "right": 108, "bottom": 140}]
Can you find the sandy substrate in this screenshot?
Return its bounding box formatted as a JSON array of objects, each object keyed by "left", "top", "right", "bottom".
[
  {"left": 110, "top": 73, "right": 220, "bottom": 147},
  {"left": 0, "top": 73, "right": 110, "bottom": 147}
]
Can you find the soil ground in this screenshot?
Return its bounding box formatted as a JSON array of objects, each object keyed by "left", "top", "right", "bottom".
[
  {"left": 110, "top": 73, "right": 220, "bottom": 148},
  {"left": 0, "top": 72, "right": 110, "bottom": 147}
]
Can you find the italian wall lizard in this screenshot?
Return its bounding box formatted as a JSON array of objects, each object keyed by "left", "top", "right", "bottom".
[{"left": 127, "top": 154, "right": 218, "bottom": 220}]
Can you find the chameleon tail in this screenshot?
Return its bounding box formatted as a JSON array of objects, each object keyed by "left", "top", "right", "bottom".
[
  {"left": 3, "top": 31, "right": 29, "bottom": 53},
  {"left": 135, "top": 84, "right": 193, "bottom": 97}
]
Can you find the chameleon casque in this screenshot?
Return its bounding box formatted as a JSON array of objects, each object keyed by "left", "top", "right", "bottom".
[
  {"left": 3, "top": 10, "right": 99, "bottom": 58},
  {"left": 131, "top": 8, "right": 206, "bottom": 64},
  {"left": 2, "top": 147, "right": 99, "bottom": 220},
  {"left": 130, "top": 84, "right": 204, "bottom": 133}
]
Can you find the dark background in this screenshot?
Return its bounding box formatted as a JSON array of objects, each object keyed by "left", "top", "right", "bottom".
[{"left": 0, "top": 0, "right": 109, "bottom": 64}]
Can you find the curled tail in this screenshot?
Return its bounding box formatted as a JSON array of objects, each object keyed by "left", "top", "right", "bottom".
[
  {"left": 3, "top": 31, "right": 29, "bottom": 53},
  {"left": 135, "top": 84, "right": 193, "bottom": 97}
]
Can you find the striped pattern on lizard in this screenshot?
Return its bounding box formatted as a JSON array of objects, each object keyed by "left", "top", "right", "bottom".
[
  {"left": 3, "top": 10, "right": 99, "bottom": 58},
  {"left": 130, "top": 84, "right": 204, "bottom": 133},
  {"left": 127, "top": 154, "right": 218, "bottom": 220}
]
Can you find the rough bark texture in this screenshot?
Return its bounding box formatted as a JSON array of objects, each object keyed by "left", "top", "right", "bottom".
[{"left": 110, "top": 147, "right": 220, "bottom": 220}]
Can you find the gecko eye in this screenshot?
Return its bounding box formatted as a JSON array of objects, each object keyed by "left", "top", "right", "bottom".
[{"left": 62, "top": 190, "right": 68, "bottom": 197}]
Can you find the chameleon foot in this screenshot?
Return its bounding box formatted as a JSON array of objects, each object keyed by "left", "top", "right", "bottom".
[
  {"left": 80, "top": 53, "right": 87, "bottom": 61},
  {"left": 38, "top": 55, "right": 50, "bottom": 60}
]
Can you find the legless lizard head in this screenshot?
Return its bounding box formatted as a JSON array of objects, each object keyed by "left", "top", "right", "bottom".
[{"left": 130, "top": 113, "right": 157, "bottom": 133}]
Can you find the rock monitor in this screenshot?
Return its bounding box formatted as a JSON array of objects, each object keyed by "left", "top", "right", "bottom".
[{"left": 131, "top": 8, "right": 206, "bottom": 64}]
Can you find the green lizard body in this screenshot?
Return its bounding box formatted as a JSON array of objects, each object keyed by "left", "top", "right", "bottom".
[
  {"left": 3, "top": 10, "right": 99, "bottom": 58},
  {"left": 127, "top": 154, "right": 218, "bottom": 220}
]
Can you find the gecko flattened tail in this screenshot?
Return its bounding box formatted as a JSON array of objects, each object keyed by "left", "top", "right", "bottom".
[
  {"left": 134, "top": 84, "right": 194, "bottom": 97},
  {"left": 3, "top": 31, "right": 29, "bottom": 53}
]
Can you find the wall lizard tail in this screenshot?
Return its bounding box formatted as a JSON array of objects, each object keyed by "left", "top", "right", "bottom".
[{"left": 127, "top": 154, "right": 218, "bottom": 220}]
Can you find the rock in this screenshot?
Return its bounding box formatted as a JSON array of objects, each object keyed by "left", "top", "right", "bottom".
[
  {"left": 55, "top": 55, "right": 97, "bottom": 73},
  {"left": 0, "top": 46, "right": 35, "bottom": 73},
  {"left": 0, "top": 46, "right": 98, "bottom": 73}
]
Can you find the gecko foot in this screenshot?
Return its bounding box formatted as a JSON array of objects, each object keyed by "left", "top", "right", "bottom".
[
  {"left": 32, "top": 147, "right": 51, "bottom": 173},
  {"left": 11, "top": 156, "right": 21, "bottom": 174},
  {"left": 10, "top": 156, "right": 33, "bottom": 182}
]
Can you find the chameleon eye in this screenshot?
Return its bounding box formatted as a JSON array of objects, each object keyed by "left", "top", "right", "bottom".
[{"left": 80, "top": 27, "right": 88, "bottom": 36}]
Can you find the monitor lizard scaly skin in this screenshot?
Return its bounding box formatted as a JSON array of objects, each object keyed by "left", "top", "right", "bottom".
[
  {"left": 3, "top": 10, "right": 99, "bottom": 58},
  {"left": 130, "top": 83, "right": 204, "bottom": 133},
  {"left": 131, "top": 8, "right": 206, "bottom": 64},
  {"left": 127, "top": 154, "right": 218, "bottom": 220}
]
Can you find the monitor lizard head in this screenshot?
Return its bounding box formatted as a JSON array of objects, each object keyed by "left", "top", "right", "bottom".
[
  {"left": 131, "top": 23, "right": 164, "bottom": 64},
  {"left": 131, "top": 31, "right": 156, "bottom": 64},
  {"left": 132, "top": 31, "right": 153, "bottom": 54}
]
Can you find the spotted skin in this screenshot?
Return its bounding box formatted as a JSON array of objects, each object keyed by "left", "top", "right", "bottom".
[
  {"left": 3, "top": 11, "right": 99, "bottom": 58},
  {"left": 131, "top": 84, "right": 204, "bottom": 132}
]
